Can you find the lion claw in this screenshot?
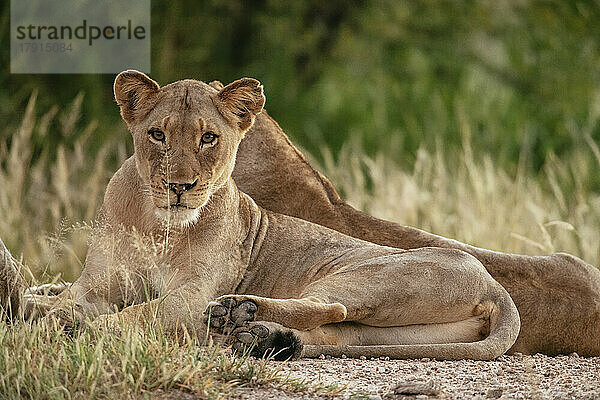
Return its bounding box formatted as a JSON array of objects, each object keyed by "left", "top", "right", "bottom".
[
  {"left": 230, "top": 300, "right": 257, "bottom": 323},
  {"left": 205, "top": 297, "right": 258, "bottom": 335},
  {"left": 220, "top": 297, "right": 237, "bottom": 309},
  {"left": 235, "top": 331, "right": 256, "bottom": 344},
  {"left": 209, "top": 305, "right": 228, "bottom": 317},
  {"left": 209, "top": 316, "right": 225, "bottom": 328},
  {"left": 250, "top": 324, "right": 269, "bottom": 338},
  {"left": 230, "top": 322, "right": 302, "bottom": 361}
]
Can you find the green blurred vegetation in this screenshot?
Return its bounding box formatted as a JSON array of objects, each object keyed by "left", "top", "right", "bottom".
[{"left": 2, "top": 0, "right": 600, "bottom": 180}]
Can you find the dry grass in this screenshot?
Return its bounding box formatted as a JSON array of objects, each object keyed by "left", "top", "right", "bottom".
[
  {"left": 4, "top": 94, "right": 600, "bottom": 283},
  {"left": 0, "top": 319, "right": 326, "bottom": 399},
  {"left": 0, "top": 93, "right": 124, "bottom": 282},
  {"left": 1, "top": 93, "right": 600, "bottom": 398}
]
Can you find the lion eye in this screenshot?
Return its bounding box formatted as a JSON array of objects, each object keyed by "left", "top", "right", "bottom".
[
  {"left": 148, "top": 128, "right": 165, "bottom": 143},
  {"left": 200, "top": 132, "right": 218, "bottom": 145}
]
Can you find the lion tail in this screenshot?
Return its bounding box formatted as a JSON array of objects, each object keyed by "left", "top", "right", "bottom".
[{"left": 301, "top": 283, "right": 520, "bottom": 361}]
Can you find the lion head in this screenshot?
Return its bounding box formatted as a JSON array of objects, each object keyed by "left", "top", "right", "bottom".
[{"left": 113, "top": 70, "right": 265, "bottom": 227}]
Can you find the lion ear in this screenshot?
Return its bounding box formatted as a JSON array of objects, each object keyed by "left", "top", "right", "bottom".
[
  {"left": 216, "top": 78, "right": 265, "bottom": 132},
  {"left": 114, "top": 70, "right": 160, "bottom": 124},
  {"left": 208, "top": 80, "right": 224, "bottom": 90}
]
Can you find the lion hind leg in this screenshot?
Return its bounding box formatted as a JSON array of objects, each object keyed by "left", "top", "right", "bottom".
[
  {"left": 219, "top": 315, "right": 489, "bottom": 361},
  {"left": 297, "top": 315, "right": 490, "bottom": 348},
  {"left": 230, "top": 320, "right": 303, "bottom": 361},
  {"left": 301, "top": 284, "right": 519, "bottom": 360}
]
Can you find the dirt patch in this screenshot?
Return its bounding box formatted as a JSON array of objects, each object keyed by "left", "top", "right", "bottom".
[{"left": 233, "top": 353, "right": 600, "bottom": 399}]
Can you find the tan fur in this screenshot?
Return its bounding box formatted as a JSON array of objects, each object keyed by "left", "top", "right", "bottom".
[
  {"left": 5, "top": 71, "right": 521, "bottom": 360},
  {"left": 0, "top": 238, "right": 21, "bottom": 320},
  {"left": 231, "top": 102, "right": 600, "bottom": 357}
]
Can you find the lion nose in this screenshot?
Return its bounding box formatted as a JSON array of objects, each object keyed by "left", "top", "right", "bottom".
[{"left": 163, "top": 179, "right": 197, "bottom": 196}]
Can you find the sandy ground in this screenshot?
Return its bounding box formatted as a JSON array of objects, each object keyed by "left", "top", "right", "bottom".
[{"left": 231, "top": 353, "right": 600, "bottom": 399}]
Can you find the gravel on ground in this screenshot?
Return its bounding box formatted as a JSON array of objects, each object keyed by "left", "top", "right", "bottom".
[{"left": 233, "top": 353, "right": 600, "bottom": 399}]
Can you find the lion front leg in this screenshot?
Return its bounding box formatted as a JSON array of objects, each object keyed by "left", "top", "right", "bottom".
[
  {"left": 92, "top": 288, "right": 214, "bottom": 339},
  {"left": 21, "top": 282, "right": 74, "bottom": 318},
  {"left": 204, "top": 294, "right": 347, "bottom": 334},
  {"left": 203, "top": 294, "right": 349, "bottom": 359}
]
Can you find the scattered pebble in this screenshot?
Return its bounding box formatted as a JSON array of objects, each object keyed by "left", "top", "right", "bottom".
[
  {"left": 234, "top": 354, "right": 600, "bottom": 400},
  {"left": 486, "top": 388, "right": 503, "bottom": 398},
  {"left": 389, "top": 380, "right": 440, "bottom": 396},
  {"left": 231, "top": 354, "right": 600, "bottom": 399}
]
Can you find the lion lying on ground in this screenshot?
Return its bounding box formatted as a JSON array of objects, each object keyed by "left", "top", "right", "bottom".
[
  {"left": 230, "top": 103, "right": 600, "bottom": 357},
  {"left": 0, "top": 71, "right": 521, "bottom": 360},
  {"left": 3, "top": 70, "right": 600, "bottom": 357}
]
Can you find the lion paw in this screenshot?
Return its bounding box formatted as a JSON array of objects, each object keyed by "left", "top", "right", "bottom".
[
  {"left": 204, "top": 296, "right": 258, "bottom": 335},
  {"left": 231, "top": 321, "right": 302, "bottom": 361}
]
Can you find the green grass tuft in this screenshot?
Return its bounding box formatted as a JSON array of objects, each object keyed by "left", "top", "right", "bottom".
[{"left": 0, "top": 319, "right": 320, "bottom": 399}]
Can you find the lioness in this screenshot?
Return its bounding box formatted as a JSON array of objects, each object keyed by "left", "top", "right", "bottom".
[
  {"left": 4, "top": 72, "right": 600, "bottom": 357},
  {"left": 2, "top": 71, "right": 520, "bottom": 360},
  {"left": 231, "top": 105, "right": 600, "bottom": 357}
]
